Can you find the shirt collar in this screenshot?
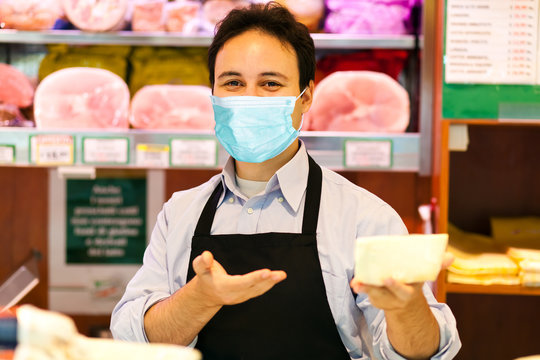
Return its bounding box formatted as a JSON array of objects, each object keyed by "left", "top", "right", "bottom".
[{"left": 219, "top": 140, "right": 310, "bottom": 213}]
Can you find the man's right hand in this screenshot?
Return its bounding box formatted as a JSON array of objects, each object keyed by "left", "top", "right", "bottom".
[{"left": 192, "top": 250, "right": 287, "bottom": 307}]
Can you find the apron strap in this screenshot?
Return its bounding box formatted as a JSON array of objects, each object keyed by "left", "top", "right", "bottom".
[
  {"left": 193, "top": 154, "right": 323, "bottom": 236},
  {"left": 302, "top": 155, "right": 322, "bottom": 235},
  {"left": 193, "top": 183, "right": 223, "bottom": 237}
]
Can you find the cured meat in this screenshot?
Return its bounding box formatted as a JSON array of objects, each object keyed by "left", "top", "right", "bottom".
[
  {"left": 305, "top": 71, "right": 409, "bottom": 132},
  {"left": 276, "top": 0, "right": 324, "bottom": 32},
  {"left": 132, "top": 0, "right": 165, "bottom": 32},
  {"left": 0, "top": 0, "right": 62, "bottom": 30},
  {"left": 34, "top": 67, "right": 130, "bottom": 129},
  {"left": 61, "top": 0, "right": 128, "bottom": 32},
  {"left": 130, "top": 85, "right": 214, "bottom": 130},
  {"left": 0, "top": 64, "right": 34, "bottom": 108},
  {"left": 165, "top": 1, "right": 201, "bottom": 33},
  {"left": 201, "top": 0, "right": 249, "bottom": 32}
]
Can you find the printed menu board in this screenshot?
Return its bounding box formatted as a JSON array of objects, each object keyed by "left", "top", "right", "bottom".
[{"left": 445, "top": 0, "right": 539, "bottom": 84}]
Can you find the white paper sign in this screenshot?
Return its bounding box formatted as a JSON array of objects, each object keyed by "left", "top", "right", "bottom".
[
  {"left": 136, "top": 144, "right": 170, "bottom": 168},
  {"left": 83, "top": 138, "right": 129, "bottom": 164},
  {"left": 344, "top": 140, "right": 392, "bottom": 168},
  {"left": 445, "top": 0, "right": 539, "bottom": 84},
  {"left": 170, "top": 139, "right": 217, "bottom": 167},
  {"left": 31, "top": 134, "right": 74, "bottom": 165},
  {"left": 0, "top": 145, "right": 15, "bottom": 164}
]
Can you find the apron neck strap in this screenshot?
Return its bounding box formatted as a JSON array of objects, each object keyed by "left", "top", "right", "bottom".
[{"left": 194, "top": 155, "right": 322, "bottom": 237}]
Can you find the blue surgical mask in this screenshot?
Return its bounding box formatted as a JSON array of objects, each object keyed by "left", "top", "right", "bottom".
[{"left": 211, "top": 88, "right": 307, "bottom": 163}]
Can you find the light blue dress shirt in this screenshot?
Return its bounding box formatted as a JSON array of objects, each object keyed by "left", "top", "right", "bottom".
[{"left": 111, "top": 141, "right": 461, "bottom": 359}]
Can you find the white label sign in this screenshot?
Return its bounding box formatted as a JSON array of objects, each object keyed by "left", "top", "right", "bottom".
[
  {"left": 344, "top": 140, "right": 392, "bottom": 168},
  {"left": 136, "top": 144, "right": 170, "bottom": 168},
  {"left": 0, "top": 145, "right": 15, "bottom": 164},
  {"left": 170, "top": 139, "right": 217, "bottom": 167},
  {"left": 445, "top": 0, "right": 539, "bottom": 84},
  {"left": 31, "top": 135, "right": 74, "bottom": 165},
  {"left": 83, "top": 138, "right": 129, "bottom": 164}
]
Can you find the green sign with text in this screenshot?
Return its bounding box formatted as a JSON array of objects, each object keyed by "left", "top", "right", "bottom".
[{"left": 66, "top": 178, "right": 146, "bottom": 264}]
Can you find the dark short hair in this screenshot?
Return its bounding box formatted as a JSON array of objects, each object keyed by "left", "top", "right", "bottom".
[{"left": 207, "top": 2, "right": 315, "bottom": 91}]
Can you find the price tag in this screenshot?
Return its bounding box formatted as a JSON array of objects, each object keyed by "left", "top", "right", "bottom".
[
  {"left": 31, "top": 135, "right": 74, "bottom": 165},
  {"left": 344, "top": 140, "right": 393, "bottom": 169},
  {"left": 83, "top": 137, "right": 129, "bottom": 165},
  {"left": 170, "top": 139, "right": 218, "bottom": 168},
  {"left": 0, "top": 145, "right": 15, "bottom": 164},
  {"left": 136, "top": 144, "right": 170, "bottom": 168}
]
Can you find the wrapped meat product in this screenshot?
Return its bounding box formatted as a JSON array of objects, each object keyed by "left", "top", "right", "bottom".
[
  {"left": 0, "top": 64, "right": 34, "bottom": 108},
  {"left": 0, "top": 0, "right": 62, "bottom": 30},
  {"left": 275, "top": 0, "right": 324, "bottom": 32},
  {"left": 324, "top": 0, "right": 412, "bottom": 34},
  {"left": 165, "top": 0, "right": 201, "bottom": 33},
  {"left": 130, "top": 85, "right": 214, "bottom": 130},
  {"left": 61, "top": 0, "right": 128, "bottom": 32},
  {"left": 132, "top": 0, "right": 165, "bottom": 32},
  {"left": 201, "top": 0, "right": 249, "bottom": 32},
  {"left": 305, "top": 71, "right": 409, "bottom": 132},
  {"left": 34, "top": 67, "right": 130, "bottom": 129}
]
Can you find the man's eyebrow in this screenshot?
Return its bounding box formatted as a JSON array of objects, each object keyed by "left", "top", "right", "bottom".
[
  {"left": 217, "top": 71, "right": 242, "bottom": 79},
  {"left": 260, "top": 72, "right": 289, "bottom": 80}
]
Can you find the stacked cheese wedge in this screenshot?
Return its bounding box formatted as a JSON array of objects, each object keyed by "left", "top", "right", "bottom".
[
  {"left": 447, "top": 224, "right": 520, "bottom": 286},
  {"left": 507, "top": 247, "right": 540, "bottom": 287}
]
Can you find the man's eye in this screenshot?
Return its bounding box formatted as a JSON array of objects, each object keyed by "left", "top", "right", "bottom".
[
  {"left": 225, "top": 80, "right": 241, "bottom": 87},
  {"left": 264, "top": 81, "right": 281, "bottom": 88}
]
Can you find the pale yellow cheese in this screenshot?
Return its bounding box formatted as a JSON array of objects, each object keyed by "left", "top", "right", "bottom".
[
  {"left": 354, "top": 234, "right": 448, "bottom": 286},
  {"left": 448, "top": 253, "right": 519, "bottom": 276},
  {"left": 447, "top": 272, "right": 520, "bottom": 286}
]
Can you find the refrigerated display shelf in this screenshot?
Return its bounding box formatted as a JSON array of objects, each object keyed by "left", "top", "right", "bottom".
[
  {"left": 0, "top": 129, "right": 420, "bottom": 171},
  {"left": 0, "top": 30, "right": 417, "bottom": 49}
]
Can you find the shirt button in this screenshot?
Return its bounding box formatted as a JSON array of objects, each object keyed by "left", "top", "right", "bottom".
[
  {"left": 228, "top": 197, "right": 234, "bottom": 203},
  {"left": 278, "top": 197, "right": 284, "bottom": 203},
  {"left": 247, "top": 208, "right": 254, "bottom": 214}
]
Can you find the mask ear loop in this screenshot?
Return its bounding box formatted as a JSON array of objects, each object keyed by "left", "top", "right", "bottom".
[{"left": 295, "top": 88, "right": 308, "bottom": 131}]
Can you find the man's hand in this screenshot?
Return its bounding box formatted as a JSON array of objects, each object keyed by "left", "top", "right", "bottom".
[{"left": 192, "top": 250, "right": 287, "bottom": 307}]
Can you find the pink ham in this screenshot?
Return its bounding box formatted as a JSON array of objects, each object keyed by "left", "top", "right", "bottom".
[
  {"left": 132, "top": 0, "right": 165, "bottom": 32},
  {"left": 130, "top": 85, "right": 214, "bottom": 130},
  {"left": 0, "top": 0, "right": 62, "bottom": 30},
  {"left": 305, "top": 71, "right": 409, "bottom": 132},
  {"left": 202, "top": 0, "right": 249, "bottom": 30},
  {"left": 62, "top": 0, "right": 128, "bottom": 31},
  {"left": 34, "top": 67, "right": 130, "bottom": 129},
  {"left": 165, "top": 1, "right": 201, "bottom": 33},
  {"left": 0, "top": 63, "right": 34, "bottom": 108}
]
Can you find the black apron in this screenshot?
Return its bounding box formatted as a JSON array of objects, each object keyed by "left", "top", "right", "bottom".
[{"left": 187, "top": 156, "right": 350, "bottom": 360}]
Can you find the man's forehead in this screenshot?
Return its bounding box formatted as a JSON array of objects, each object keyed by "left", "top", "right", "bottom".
[{"left": 217, "top": 71, "right": 290, "bottom": 80}]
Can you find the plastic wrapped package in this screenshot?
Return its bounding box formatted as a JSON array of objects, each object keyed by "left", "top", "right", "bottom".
[
  {"left": 0, "top": 0, "right": 62, "bottom": 30},
  {"left": 0, "top": 64, "right": 34, "bottom": 108},
  {"left": 132, "top": 0, "right": 166, "bottom": 32},
  {"left": 354, "top": 234, "right": 448, "bottom": 286},
  {"left": 129, "top": 46, "right": 209, "bottom": 94},
  {"left": 61, "top": 0, "right": 128, "bottom": 31},
  {"left": 305, "top": 71, "right": 409, "bottom": 132},
  {"left": 130, "top": 85, "right": 214, "bottom": 129},
  {"left": 38, "top": 44, "right": 131, "bottom": 81},
  {"left": 324, "top": 0, "right": 413, "bottom": 34},
  {"left": 34, "top": 67, "right": 130, "bottom": 129},
  {"left": 165, "top": 0, "right": 202, "bottom": 33},
  {"left": 275, "top": 0, "right": 324, "bottom": 32},
  {"left": 200, "top": 0, "right": 250, "bottom": 33}
]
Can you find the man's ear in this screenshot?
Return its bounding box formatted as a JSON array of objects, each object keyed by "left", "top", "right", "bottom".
[{"left": 300, "top": 80, "right": 315, "bottom": 114}]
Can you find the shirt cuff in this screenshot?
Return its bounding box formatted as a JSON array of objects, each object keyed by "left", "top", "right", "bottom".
[{"left": 140, "top": 293, "right": 171, "bottom": 343}]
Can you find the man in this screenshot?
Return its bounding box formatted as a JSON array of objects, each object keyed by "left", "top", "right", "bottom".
[{"left": 111, "top": 3, "right": 461, "bottom": 359}]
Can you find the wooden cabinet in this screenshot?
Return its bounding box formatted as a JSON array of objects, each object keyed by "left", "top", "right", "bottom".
[{"left": 431, "top": 0, "right": 540, "bottom": 358}]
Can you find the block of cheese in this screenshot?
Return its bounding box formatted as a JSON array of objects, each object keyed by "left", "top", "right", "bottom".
[
  {"left": 446, "top": 272, "right": 520, "bottom": 286},
  {"left": 355, "top": 234, "right": 448, "bottom": 286}
]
